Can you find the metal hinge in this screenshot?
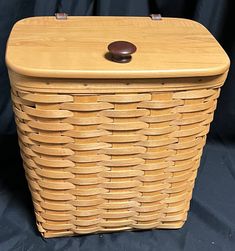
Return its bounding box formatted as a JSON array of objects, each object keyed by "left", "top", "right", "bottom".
[
  {"left": 150, "top": 14, "right": 162, "bottom": 20},
  {"left": 55, "top": 13, "right": 68, "bottom": 20}
]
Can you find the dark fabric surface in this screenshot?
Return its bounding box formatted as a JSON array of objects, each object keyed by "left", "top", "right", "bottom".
[{"left": 0, "top": 0, "right": 235, "bottom": 250}]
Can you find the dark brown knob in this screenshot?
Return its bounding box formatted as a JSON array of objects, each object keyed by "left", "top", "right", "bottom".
[{"left": 107, "top": 41, "right": 137, "bottom": 63}]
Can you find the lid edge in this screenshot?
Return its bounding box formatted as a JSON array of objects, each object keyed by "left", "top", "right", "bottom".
[{"left": 5, "top": 58, "right": 230, "bottom": 79}]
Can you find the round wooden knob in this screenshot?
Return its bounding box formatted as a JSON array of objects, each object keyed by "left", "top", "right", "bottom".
[{"left": 107, "top": 41, "right": 137, "bottom": 63}]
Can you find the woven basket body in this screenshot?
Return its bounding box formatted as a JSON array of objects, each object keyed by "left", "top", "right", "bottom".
[
  {"left": 9, "top": 72, "right": 227, "bottom": 237},
  {"left": 6, "top": 17, "right": 230, "bottom": 237}
]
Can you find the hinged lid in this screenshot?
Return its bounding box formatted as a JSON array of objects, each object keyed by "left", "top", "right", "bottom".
[{"left": 6, "top": 16, "right": 229, "bottom": 79}]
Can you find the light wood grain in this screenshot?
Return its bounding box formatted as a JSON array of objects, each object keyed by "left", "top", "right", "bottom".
[{"left": 6, "top": 16, "right": 229, "bottom": 79}]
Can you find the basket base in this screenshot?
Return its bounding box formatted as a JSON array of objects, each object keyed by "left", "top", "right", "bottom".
[{"left": 40, "top": 220, "right": 186, "bottom": 238}]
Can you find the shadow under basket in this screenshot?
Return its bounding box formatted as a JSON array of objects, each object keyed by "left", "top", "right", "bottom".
[{"left": 6, "top": 16, "right": 230, "bottom": 238}]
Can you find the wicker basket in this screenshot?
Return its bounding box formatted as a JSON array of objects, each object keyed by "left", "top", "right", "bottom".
[{"left": 6, "top": 16, "right": 229, "bottom": 238}]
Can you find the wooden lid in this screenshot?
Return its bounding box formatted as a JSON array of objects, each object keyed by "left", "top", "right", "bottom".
[{"left": 6, "top": 16, "right": 230, "bottom": 79}]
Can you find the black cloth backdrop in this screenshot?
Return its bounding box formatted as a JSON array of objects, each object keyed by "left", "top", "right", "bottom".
[{"left": 0, "top": 0, "right": 235, "bottom": 250}]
